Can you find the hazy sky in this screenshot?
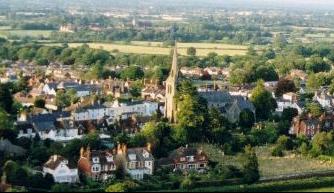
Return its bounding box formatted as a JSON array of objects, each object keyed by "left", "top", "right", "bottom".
[{"left": 3, "top": 0, "right": 334, "bottom": 10}]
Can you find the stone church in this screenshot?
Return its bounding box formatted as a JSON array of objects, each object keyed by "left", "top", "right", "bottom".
[{"left": 164, "top": 43, "right": 179, "bottom": 123}]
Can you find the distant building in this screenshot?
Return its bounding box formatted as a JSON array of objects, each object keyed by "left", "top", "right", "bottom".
[
  {"left": 158, "top": 146, "right": 208, "bottom": 173},
  {"left": 59, "top": 24, "right": 76, "bottom": 33},
  {"left": 43, "top": 155, "right": 79, "bottom": 184}
]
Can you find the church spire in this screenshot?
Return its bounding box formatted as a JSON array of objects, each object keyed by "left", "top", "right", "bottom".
[
  {"left": 164, "top": 42, "right": 179, "bottom": 123},
  {"left": 170, "top": 41, "right": 178, "bottom": 80}
]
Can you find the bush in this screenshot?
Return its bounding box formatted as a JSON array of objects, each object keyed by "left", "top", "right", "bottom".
[{"left": 272, "top": 145, "right": 284, "bottom": 157}]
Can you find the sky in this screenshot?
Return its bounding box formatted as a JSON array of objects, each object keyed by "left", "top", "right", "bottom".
[{"left": 3, "top": 0, "right": 334, "bottom": 11}]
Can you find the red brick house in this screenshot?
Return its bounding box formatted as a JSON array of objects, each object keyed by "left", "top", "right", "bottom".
[
  {"left": 290, "top": 113, "right": 334, "bottom": 138},
  {"left": 158, "top": 146, "right": 209, "bottom": 172},
  {"left": 77, "top": 147, "right": 117, "bottom": 181}
]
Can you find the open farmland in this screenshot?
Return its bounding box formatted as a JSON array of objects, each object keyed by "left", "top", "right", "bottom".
[
  {"left": 67, "top": 41, "right": 249, "bottom": 56},
  {"left": 0, "top": 28, "right": 53, "bottom": 38}
]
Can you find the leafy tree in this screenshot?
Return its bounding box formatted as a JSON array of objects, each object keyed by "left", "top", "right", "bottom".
[
  {"left": 275, "top": 79, "right": 297, "bottom": 97},
  {"left": 0, "top": 108, "right": 12, "bottom": 130},
  {"left": 176, "top": 81, "right": 209, "bottom": 143},
  {"left": 207, "top": 107, "right": 231, "bottom": 145},
  {"left": 51, "top": 184, "right": 72, "bottom": 192},
  {"left": 306, "top": 102, "right": 324, "bottom": 117},
  {"left": 106, "top": 183, "right": 127, "bottom": 192},
  {"left": 105, "top": 181, "right": 139, "bottom": 192},
  {"left": 242, "top": 145, "right": 260, "bottom": 184},
  {"left": 229, "top": 69, "right": 247, "bottom": 85},
  {"left": 141, "top": 121, "right": 175, "bottom": 158},
  {"left": 120, "top": 66, "right": 144, "bottom": 80},
  {"left": 276, "top": 135, "right": 293, "bottom": 150},
  {"left": 34, "top": 98, "right": 46, "bottom": 108},
  {"left": 250, "top": 80, "right": 277, "bottom": 120},
  {"left": 239, "top": 109, "right": 255, "bottom": 129},
  {"left": 0, "top": 84, "right": 13, "bottom": 113},
  {"left": 310, "top": 132, "right": 334, "bottom": 157},
  {"left": 271, "top": 145, "right": 284, "bottom": 157},
  {"left": 250, "top": 122, "right": 279, "bottom": 145},
  {"left": 281, "top": 108, "right": 298, "bottom": 122},
  {"left": 180, "top": 175, "right": 196, "bottom": 190},
  {"left": 187, "top": 47, "right": 197, "bottom": 56},
  {"left": 306, "top": 56, "right": 330, "bottom": 73},
  {"left": 273, "top": 33, "right": 288, "bottom": 50}
]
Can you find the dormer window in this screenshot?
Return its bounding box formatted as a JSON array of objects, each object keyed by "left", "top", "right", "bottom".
[
  {"left": 180, "top": 157, "right": 186, "bottom": 162},
  {"left": 187, "top": 156, "right": 194, "bottom": 162},
  {"left": 93, "top": 157, "right": 99, "bottom": 163}
]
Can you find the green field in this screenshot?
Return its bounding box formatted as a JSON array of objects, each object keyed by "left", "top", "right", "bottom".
[
  {"left": 291, "top": 187, "right": 334, "bottom": 192},
  {"left": 0, "top": 29, "right": 53, "bottom": 38},
  {"left": 66, "top": 41, "right": 249, "bottom": 56},
  {"left": 194, "top": 144, "right": 334, "bottom": 178}
]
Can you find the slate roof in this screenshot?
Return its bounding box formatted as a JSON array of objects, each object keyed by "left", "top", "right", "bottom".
[
  {"left": 199, "top": 91, "right": 232, "bottom": 103},
  {"left": 44, "top": 155, "right": 76, "bottom": 170},
  {"left": 0, "top": 139, "right": 26, "bottom": 156},
  {"left": 126, "top": 148, "right": 154, "bottom": 162}
]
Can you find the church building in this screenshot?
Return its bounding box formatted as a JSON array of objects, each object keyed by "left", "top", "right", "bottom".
[{"left": 164, "top": 43, "right": 179, "bottom": 123}]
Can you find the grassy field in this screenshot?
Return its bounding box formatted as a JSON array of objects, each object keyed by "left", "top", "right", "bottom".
[
  {"left": 0, "top": 29, "right": 53, "bottom": 38},
  {"left": 67, "top": 42, "right": 248, "bottom": 56},
  {"left": 291, "top": 187, "right": 334, "bottom": 192},
  {"left": 194, "top": 144, "right": 334, "bottom": 178}
]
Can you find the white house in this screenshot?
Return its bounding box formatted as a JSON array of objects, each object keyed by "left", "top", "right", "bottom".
[
  {"left": 43, "top": 155, "right": 79, "bottom": 184},
  {"left": 275, "top": 92, "right": 303, "bottom": 115},
  {"left": 72, "top": 100, "right": 159, "bottom": 123},
  {"left": 314, "top": 89, "right": 334, "bottom": 109}
]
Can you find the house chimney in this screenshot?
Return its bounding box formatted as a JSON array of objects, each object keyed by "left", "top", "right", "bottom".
[
  {"left": 117, "top": 143, "right": 122, "bottom": 155},
  {"left": 86, "top": 146, "right": 91, "bottom": 160},
  {"left": 147, "top": 143, "right": 152, "bottom": 153},
  {"left": 80, "top": 147, "right": 85, "bottom": 158},
  {"left": 19, "top": 111, "right": 28, "bottom": 122},
  {"left": 122, "top": 144, "right": 128, "bottom": 154}
]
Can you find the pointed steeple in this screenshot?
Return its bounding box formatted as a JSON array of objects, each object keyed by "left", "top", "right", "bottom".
[
  {"left": 164, "top": 42, "right": 179, "bottom": 123},
  {"left": 169, "top": 41, "right": 179, "bottom": 81}
]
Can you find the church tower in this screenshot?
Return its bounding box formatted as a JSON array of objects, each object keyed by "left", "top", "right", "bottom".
[{"left": 164, "top": 43, "right": 179, "bottom": 123}]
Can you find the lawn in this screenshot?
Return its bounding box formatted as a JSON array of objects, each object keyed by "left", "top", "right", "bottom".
[
  {"left": 67, "top": 42, "right": 248, "bottom": 56},
  {"left": 193, "top": 143, "right": 334, "bottom": 179}
]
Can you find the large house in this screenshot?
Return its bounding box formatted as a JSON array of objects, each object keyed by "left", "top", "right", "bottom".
[
  {"left": 276, "top": 92, "right": 304, "bottom": 115},
  {"left": 78, "top": 147, "right": 117, "bottom": 181},
  {"left": 43, "top": 155, "right": 79, "bottom": 184},
  {"left": 15, "top": 111, "right": 85, "bottom": 142},
  {"left": 43, "top": 81, "right": 101, "bottom": 97},
  {"left": 314, "top": 89, "right": 334, "bottom": 109},
  {"left": 72, "top": 100, "right": 159, "bottom": 124},
  {"left": 158, "top": 146, "right": 208, "bottom": 173},
  {"left": 116, "top": 144, "right": 154, "bottom": 180},
  {"left": 290, "top": 113, "right": 334, "bottom": 138}
]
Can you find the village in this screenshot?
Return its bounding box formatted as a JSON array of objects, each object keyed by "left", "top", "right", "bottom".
[{"left": 0, "top": 42, "right": 333, "bottom": 190}]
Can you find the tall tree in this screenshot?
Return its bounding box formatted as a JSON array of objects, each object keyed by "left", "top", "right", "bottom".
[{"left": 250, "top": 80, "right": 277, "bottom": 120}]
